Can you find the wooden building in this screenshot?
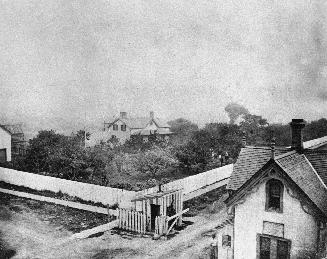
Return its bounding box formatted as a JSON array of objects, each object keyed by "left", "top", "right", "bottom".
[{"left": 117, "top": 189, "right": 188, "bottom": 237}]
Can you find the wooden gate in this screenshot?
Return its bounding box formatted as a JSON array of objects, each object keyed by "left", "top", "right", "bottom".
[{"left": 118, "top": 208, "right": 146, "bottom": 234}]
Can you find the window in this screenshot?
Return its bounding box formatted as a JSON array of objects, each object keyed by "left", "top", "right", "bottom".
[
  {"left": 259, "top": 236, "right": 271, "bottom": 259},
  {"left": 113, "top": 124, "right": 118, "bottom": 131},
  {"left": 257, "top": 234, "right": 291, "bottom": 259},
  {"left": 121, "top": 124, "right": 126, "bottom": 131},
  {"left": 222, "top": 235, "right": 231, "bottom": 247},
  {"left": 266, "top": 179, "right": 283, "bottom": 212}
]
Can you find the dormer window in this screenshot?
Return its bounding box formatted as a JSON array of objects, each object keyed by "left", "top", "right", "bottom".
[
  {"left": 266, "top": 179, "right": 283, "bottom": 213},
  {"left": 113, "top": 124, "right": 118, "bottom": 131}
]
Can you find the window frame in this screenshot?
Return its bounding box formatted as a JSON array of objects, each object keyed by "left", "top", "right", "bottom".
[
  {"left": 257, "top": 234, "right": 291, "bottom": 259},
  {"left": 112, "top": 124, "right": 118, "bottom": 131},
  {"left": 265, "top": 178, "right": 284, "bottom": 213},
  {"left": 121, "top": 124, "right": 126, "bottom": 131}
]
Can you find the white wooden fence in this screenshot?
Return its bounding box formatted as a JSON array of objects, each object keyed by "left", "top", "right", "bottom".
[
  {"left": 139, "top": 164, "right": 233, "bottom": 196},
  {"left": 0, "top": 164, "right": 233, "bottom": 208},
  {"left": 0, "top": 167, "right": 135, "bottom": 208},
  {"left": 118, "top": 208, "right": 147, "bottom": 234}
]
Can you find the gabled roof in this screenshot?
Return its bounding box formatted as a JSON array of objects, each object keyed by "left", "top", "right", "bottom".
[
  {"left": 107, "top": 117, "right": 170, "bottom": 129},
  {"left": 2, "top": 124, "right": 24, "bottom": 135},
  {"left": 0, "top": 125, "right": 12, "bottom": 135},
  {"left": 305, "top": 150, "right": 327, "bottom": 185},
  {"left": 131, "top": 127, "right": 174, "bottom": 136},
  {"left": 228, "top": 135, "right": 327, "bottom": 191},
  {"left": 227, "top": 146, "right": 290, "bottom": 190},
  {"left": 275, "top": 152, "right": 327, "bottom": 215}
]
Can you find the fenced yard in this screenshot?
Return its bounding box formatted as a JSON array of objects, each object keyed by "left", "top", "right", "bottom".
[{"left": 0, "top": 164, "right": 233, "bottom": 210}]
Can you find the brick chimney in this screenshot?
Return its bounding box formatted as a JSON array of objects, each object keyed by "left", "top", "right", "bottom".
[
  {"left": 290, "top": 119, "right": 305, "bottom": 152},
  {"left": 120, "top": 112, "right": 127, "bottom": 119},
  {"left": 150, "top": 111, "right": 154, "bottom": 119}
]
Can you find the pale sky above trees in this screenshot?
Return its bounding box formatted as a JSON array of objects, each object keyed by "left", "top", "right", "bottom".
[{"left": 0, "top": 0, "right": 326, "bottom": 136}]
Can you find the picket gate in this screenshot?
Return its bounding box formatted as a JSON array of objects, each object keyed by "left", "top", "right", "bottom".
[{"left": 118, "top": 208, "right": 146, "bottom": 234}]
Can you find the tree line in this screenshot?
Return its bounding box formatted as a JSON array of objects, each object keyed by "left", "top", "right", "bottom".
[{"left": 5, "top": 104, "right": 327, "bottom": 190}]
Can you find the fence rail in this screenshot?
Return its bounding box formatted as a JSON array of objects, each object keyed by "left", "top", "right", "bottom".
[{"left": 118, "top": 208, "right": 146, "bottom": 234}]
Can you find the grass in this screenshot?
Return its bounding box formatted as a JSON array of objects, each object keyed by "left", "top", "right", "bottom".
[
  {"left": 0, "top": 192, "right": 110, "bottom": 233},
  {"left": 0, "top": 181, "right": 118, "bottom": 209},
  {"left": 184, "top": 185, "right": 227, "bottom": 216}
]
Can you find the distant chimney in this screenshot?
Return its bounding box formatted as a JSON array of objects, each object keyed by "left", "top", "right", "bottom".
[
  {"left": 290, "top": 119, "right": 305, "bottom": 152},
  {"left": 120, "top": 112, "right": 127, "bottom": 119},
  {"left": 271, "top": 137, "right": 276, "bottom": 159},
  {"left": 242, "top": 131, "right": 246, "bottom": 147},
  {"left": 150, "top": 111, "right": 154, "bottom": 119}
]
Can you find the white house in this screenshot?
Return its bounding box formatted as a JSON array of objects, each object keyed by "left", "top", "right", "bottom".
[
  {"left": 215, "top": 119, "right": 327, "bottom": 259},
  {"left": 0, "top": 126, "right": 11, "bottom": 162},
  {"left": 89, "top": 111, "right": 174, "bottom": 145}
]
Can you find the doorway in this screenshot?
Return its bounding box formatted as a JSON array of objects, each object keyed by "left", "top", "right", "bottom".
[{"left": 150, "top": 204, "right": 161, "bottom": 230}]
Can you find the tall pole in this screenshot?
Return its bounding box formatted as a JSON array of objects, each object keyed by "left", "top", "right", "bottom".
[{"left": 84, "top": 111, "right": 86, "bottom": 149}]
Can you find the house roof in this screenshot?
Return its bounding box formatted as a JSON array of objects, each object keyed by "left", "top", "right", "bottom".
[
  {"left": 305, "top": 150, "right": 327, "bottom": 185},
  {"left": 0, "top": 125, "right": 12, "bottom": 135},
  {"left": 275, "top": 152, "right": 327, "bottom": 215},
  {"left": 228, "top": 136, "right": 327, "bottom": 191},
  {"left": 131, "top": 127, "right": 174, "bottom": 136},
  {"left": 2, "top": 124, "right": 24, "bottom": 135},
  {"left": 108, "top": 117, "right": 170, "bottom": 129},
  {"left": 227, "top": 146, "right": 290, "bottom": 190}
]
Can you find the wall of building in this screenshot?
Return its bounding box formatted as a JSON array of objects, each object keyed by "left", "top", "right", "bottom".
[
  {"left": 107, "top": 119, "right": 131, "bottom": 143},
  {"left": 233, "top": 177, "right": 320, "bottom": 259},
  {"left": 0, "top": 128, "right": 11, "bottom": 161}
]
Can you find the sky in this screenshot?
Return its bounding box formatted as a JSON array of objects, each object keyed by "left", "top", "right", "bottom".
[{"left": 0, "top": 0, "right": 326, "bottom": 136}]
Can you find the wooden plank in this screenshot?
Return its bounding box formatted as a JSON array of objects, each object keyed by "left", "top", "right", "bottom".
[
  {"left": 167, "top": 208, "right": 189, "bottom": 221},
  {"left": 166, "top": 217, "right": 179, "bottom": 236},
  {"left": 70, "top": 220, "right": 119, "bottom": 240}
]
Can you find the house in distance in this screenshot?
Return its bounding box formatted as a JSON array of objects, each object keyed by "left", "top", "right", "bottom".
[{"left": 103, "top": 111, "right": 174, "bottom": 144}]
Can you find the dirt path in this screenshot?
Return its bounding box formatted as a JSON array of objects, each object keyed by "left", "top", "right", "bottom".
[{"left": 1, "top": 192, "right": 228, "bottom": 258}]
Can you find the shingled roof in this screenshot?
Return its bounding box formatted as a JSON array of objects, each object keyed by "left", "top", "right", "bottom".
[
  {"left": 227, "top": 133, "right": 327, "bottom": 216},
  {"left": 109, "top": 117, "right": 170, "bottom": 129},
  {"left": 275, "top": 152, "right": 327, "bottom": 215},
  {"left": 226, "top": 146, "right": 290, "bottom": 190}
]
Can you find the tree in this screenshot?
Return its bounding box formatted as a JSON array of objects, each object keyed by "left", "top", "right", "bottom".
[
  {"left": 168, "top": 118, "right": 199, "bottom": 144},
  {"left": 137, "top": 146, "right": 178, "bottom": 178},
  {"left": 224, "top": 102, "right": 249, "bottom": 124},
  {"left": 240, "top": 114, "right": 268, "bottom": 145}
]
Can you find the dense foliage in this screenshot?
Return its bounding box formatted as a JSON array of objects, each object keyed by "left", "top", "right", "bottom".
[{"left": 6, "top": 104, "right": 327, "bottom": 190}]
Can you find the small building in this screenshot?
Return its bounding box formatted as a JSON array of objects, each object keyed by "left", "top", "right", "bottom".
[
  {"left": 0, "top": 126, "right": 11, "bottom": 162},
  {"left": 2, "top": 124, "right": 27, "bottom": 157},
  {"left": 215, "top": 119, "right": 327, "bottom": 259},
  {"left": 102, "top": 111, "right": 174, "bottom": 144},
  {"left": 117, "top": 188, "right": 188, "bottom": 237}
]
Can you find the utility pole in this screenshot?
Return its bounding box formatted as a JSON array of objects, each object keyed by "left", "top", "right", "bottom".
[{"left": 84, "top": 111, "right": 87, "bottom": 149}]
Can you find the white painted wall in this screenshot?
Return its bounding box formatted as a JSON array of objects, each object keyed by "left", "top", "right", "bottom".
[
  {"left": 0, "top": 127, "right": 11, "bottom": 161},
  {"left": 107, "top": 119, "right": 131, "bottom": 143},
  {"left": 233, "top": 179, "right": 319, "bottom": 259}
]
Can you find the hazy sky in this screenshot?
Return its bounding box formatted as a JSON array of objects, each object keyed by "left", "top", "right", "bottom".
[{"left": 0, "top": 0, "right": 326, "bottom": 135}]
